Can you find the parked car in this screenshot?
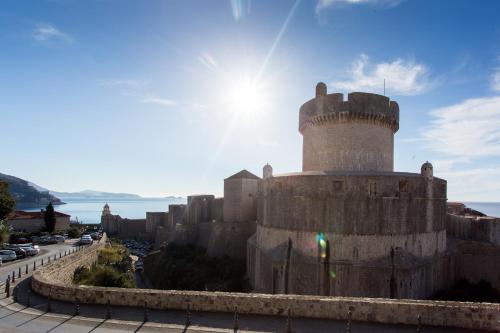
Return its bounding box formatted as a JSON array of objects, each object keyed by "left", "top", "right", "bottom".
[
  {"left": 19, "top": 245, "right": 39, "bottom": 256},
  {"left": 79, "top": 235, "right": 93, "bottom": 245},
  {"left": 39, "top": 236, "right": 57, "bottom": 245},
  {"left": 0, "top": 250, "right": 17, "bottom": 262},
  {"left": 4, "top": 247, "right": 27, "bottom": 259},
  {"left": 53, "top": 235, "right": 65, "bottom": 243},
  {"left": 12, "top": 237, "right": 30, "bottom": 244}
]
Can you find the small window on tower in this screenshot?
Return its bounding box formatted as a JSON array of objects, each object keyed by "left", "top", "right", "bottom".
[
  {"left": 369, "top": 182, "right": 377, "bottom": 197},
  {"left": 399, "top": 180, "right": 408, "bottom": 192},
  {"left": 333, "top": 180, "right": 344, "bottom": 192}
]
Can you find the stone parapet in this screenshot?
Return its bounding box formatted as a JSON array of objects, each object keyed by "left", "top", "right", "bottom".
[
  {"left": 299, "top": 92, "right": 399, "bottom": 134},
  {"left": 32, "top": 261, "right": 500, "bottom": 331}
]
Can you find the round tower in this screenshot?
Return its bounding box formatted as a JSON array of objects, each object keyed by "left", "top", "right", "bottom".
[{"left": 299, "top": 83, "right": 399, "bottom": 172}]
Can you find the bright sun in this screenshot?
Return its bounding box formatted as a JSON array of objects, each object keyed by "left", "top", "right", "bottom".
[{"left": 228, "top": 78, "right": 267, "bottom": 117}]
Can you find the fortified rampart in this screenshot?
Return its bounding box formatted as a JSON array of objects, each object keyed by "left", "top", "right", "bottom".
[
  {"left": 447, "top": 214, "right": 500, "bottom": 245},
  {"left": 299, "top": 87, "right": 399, "bottom": 172},
  {"left": 30, "top": 238, "right": 500, "bottom": 331}
]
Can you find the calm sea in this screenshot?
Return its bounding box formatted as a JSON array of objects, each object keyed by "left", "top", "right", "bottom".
[
  {"left": 24, "top": 199, "right": 500, "bottom": 224},
  {"left": 26, "top": 197, "right": 186, "bottom": 224}
]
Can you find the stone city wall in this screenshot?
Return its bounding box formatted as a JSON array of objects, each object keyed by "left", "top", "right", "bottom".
[
  {"left": 453, "top": 239, "right": 500, "bottom": 290},
  {"left": 447, "top": 214, "right": 500, "bottom": 245},
  {"left": 31, "top": 241, "right": 500, "bottom": 332},
  {"left": 32, "top": 234, "right": 107, "bottom": 288}
]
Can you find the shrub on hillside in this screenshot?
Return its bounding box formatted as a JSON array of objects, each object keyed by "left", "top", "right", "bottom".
[
  {"left": 145, "top": 243, "right": 246, "bottom": 292},
  {"left": 72, "top": 244, "right": 134, "bottom": 288}
]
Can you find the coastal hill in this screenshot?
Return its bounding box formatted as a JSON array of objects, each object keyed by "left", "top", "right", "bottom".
[
  {"left": 51, "top": 190, "right": 142, "bottom": 200},
  {"left": 0, "top": 172, "right": 63, "bottom": 208}
]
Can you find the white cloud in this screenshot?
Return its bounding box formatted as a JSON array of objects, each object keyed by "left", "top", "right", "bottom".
[
  {"left": 422, "top": 96, "right": 500, "bottom": 158},
  {"left": 141, "top": 97, "right": 176, "bottom": 107},
  {"left": 316, "top": 0, "right": 403, "bottom": 14},
  {"left": 438, "top": 167, "right": 500, "bottom": 201},
  {"left": 331, "top": 54, "right": 433, "bottom": 96},
  {"left": 33, "top": 23, "right": 73, "bottom": 43},
  {"left": 492, "top": 68, "right": 500, "bottom": 92}
]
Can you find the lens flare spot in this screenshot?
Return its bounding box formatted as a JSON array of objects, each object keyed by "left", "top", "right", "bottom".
[{"left": 329, "top": 270, "right": 336, "bottom": 279}]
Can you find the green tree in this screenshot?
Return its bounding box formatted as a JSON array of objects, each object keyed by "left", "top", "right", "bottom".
[
  {"left": 0, "top": 181, "right": 15, "bottom": 220},
  {"left": 0, "top": 181, "right": 15, "bottom": 245},
  {"left": 44, "top": 202, "right": 56, "bottom": 232},
  {"left": 0, "top": 220, "right": 10, "bottom": 246}
]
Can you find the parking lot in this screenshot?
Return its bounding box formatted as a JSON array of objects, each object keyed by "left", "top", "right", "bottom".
[{"left": 0, "top": 240, "right": 78, "bottom": 283}]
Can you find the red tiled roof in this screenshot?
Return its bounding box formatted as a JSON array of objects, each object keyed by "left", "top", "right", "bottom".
[{"left": 10, "top": 210, "right": 71, "bottom": 220}]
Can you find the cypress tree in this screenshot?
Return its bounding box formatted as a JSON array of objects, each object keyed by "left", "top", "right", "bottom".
[{"left": 44, "top": 202, "right": 56, "bottom": 232}]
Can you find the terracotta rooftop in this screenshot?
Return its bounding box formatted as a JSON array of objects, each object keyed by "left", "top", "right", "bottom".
[{"left": 9, "top": 210, "right": 71, "bottom": 220}]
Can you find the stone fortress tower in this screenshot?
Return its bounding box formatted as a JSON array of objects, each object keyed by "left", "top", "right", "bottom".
[{"left": 247, "top": 83, "right": 449, "bottom": 299}]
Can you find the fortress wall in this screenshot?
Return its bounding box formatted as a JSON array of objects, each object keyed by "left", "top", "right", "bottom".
[
  {"left": 31, "top": 233, "right": 498, "bottom": 331},
  {"left": 251, "top": 235, "right": 453, "bottom": 298},
  {"left": 32, "top": 245, "right": 499, "bottom": 332},
  {"left": 447, "top": 214, "right": 500, "bottom": 245},
  {"left": 171, "top": 224, "right": 198, "bottom": 245},
  {"left": 153, "top": 226, "right": 170, "bottom": 249},
  {"left": 196, "top": 221, "right": 214, "bottom": 249},
  {"left": 223, "top": 178, "right": 259, "bottom": 223},
  {"left": 32, "top": 234, "right": 107, "bottom": 289},
  {"left": 206, "top": 221, "right": 256, "bottom": 259},
  {"left": 117, "top": 219, "right": 147, "bottom": 239},
  {"left": 454, "top": 239, "right": 500, "bottom": 290},
  {"left": 302, "top": 122, "right": 394, "bottom": 172},
  {"left": 146, "top": 212, "right": 168, "bottom": 232},
  {"left": 211, "top": 197, "right": 224, "bottom": 222},
  {"left": 258, "top": 174, "right": 447, "bottom": 235},
  {"left": 255, "top": 225, "right": 446, "bottom": 261},
  {"left": 186, "top": 195, "right": 214, "bottom": 225},
  {"left": 167, "top": 204, "right": 186, "bottom": 228}
]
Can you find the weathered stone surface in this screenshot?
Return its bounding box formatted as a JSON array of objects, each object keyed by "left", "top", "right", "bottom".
[{"left": 31, "top": 239, "right": 500, "bottom": 331}]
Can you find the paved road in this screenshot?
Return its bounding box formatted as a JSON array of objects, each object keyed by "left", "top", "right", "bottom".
[{"left": 0, "top": 240, "right": 80, "bottom": 284}]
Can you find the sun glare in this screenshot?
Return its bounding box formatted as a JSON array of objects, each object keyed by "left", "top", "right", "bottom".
[{"left": 228, "top": 78, "right": 267, "bottom": 117}]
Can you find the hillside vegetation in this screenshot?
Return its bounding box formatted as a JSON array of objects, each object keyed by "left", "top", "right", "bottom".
[
  {"left": 73, "top": 244, "right": 135, "bottom": 288},
  {"left": 144, "top": 243, "right": 246, "bottom": 292},
  {"left": 0, "top": 173, "right": 62, "bottom": 208}
]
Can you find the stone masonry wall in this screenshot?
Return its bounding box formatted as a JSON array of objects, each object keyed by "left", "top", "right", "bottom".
[
  {"left": 31, "top": 233, "right": 500, "bottom": 331},
  {"left": 447, "top": 214, "right": 500, "bottom": 245}
]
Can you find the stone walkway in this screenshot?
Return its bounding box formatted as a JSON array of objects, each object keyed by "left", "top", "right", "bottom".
[{"left": 0, "top": 275, "right": 490, "bottom": 332}]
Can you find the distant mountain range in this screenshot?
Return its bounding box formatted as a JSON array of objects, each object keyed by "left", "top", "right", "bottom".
[
  {"left": 0, "top": 172, "right": 183, "bottom": 207},
  {"left": 52, "top": 190, "right": 142, "bottom": 200}
]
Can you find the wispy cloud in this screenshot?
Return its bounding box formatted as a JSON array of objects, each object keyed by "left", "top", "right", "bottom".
[
  {"left": 331, "top": 54, "right": 434, "bottom": 96},
  {"left": 98, "top": 79, "right": 148, "bottom": 89},
  {"left": 316, "top": 0, "right": 403, "bottom": 14},
  {"left": 141, "top": 97, "right": 176, "bottom": 107},
  {"left": 491, "top": 68, "right": 500, "bottom": 92},
  {"left": 421, "top": 96, "right": 500, "bottom": 158},
  {"left": 99, "top": 79, "right": 176, "bottom": 107},
  {"left": 438, "top": 167, "right": 500, "bottom": 201},
  {"left": 33, "top": 23, "right": 73, "bottom": 43}
]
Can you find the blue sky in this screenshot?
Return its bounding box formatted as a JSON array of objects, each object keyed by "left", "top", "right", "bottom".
[{"left": 1, "top": 0, "right": 500, "bottom": 201}]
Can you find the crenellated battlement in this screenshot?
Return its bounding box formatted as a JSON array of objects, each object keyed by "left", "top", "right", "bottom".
[{"left": 299, "top": 83, "right": 399, "bottom": 134}]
